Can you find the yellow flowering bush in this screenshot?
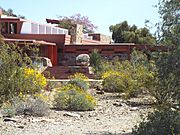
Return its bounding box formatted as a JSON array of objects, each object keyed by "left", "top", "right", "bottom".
[
  {"left": 102, "top": 70, "right": 127, "bottom": 79},
  {"left": 102, "top": 69, "right": 134, "bottom": 94},
  {"left": 54, "top": 84, "right": 96, "bottom": 111},
  {"left": 34, "top": 91, "right": 50, "bottom": 102},
  {"left": 68, "top": 73, "right": 90, "bottom": 91},
  {"left": 0, "top": 43, "right": 47, "bottom": 105},
  {"left": 24, "top": 68, "right": 47, "bottom": 88},
  {"left": 17, "top": 68, "right": 47, "bottom": 98},
  {"left": 69, "top": 73, "right": 89, "bottom": 80},
  {"left": 100, "top": 50, "right": 156, "bottom": 98}
]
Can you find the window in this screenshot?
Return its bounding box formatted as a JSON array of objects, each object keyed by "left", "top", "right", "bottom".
[{"left": 9, "top": 23, "right": 17, "bottom": 34}]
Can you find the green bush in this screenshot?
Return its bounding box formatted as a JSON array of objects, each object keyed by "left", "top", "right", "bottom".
[
  {"left": 54, "top": 84, "right": 96, "bottom": 111},
  {"left": 101, "top": 52, "right": 155, "bottom": 98},
  {"left": 1, "top": 97, "right": 50, "bottom": 117},
  {"left": 18, "top": 97, "right": 50, "bottom": 117},
  {"left": 0, "top": 43, "right": 46, "bottom": 105},
  {"left": 147, "top": 47, "right": 180, "bottom": 106},
  {"left": 89, "top": 49, "right": 103, "bottom": 74},
  {"left": 102, "top": 73, "right": 125, "bottom": 93},
  {"left": 1, "top": 102, "right": 16, "bottom": 117},
  {"left": 68, "top": 73, "right": 90, "bottom": 91},
  {"left": 132, "top": 108, "right": 180, "bottom": 135}
]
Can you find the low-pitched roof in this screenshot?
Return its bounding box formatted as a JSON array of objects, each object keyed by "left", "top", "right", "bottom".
[{"left": 3, "top": 38, "right": 56, "bottom": 46}]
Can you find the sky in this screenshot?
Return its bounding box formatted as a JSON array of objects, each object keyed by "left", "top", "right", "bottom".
[{"left": 0, "top": 0, "right": 160, "bottom": 35}]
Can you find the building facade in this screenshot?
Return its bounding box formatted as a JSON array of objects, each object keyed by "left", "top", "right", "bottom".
[{"left": 0, "top": 12, "right": 167, "bottom": 78}]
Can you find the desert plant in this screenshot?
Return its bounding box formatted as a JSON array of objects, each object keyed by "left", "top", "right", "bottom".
[
  {"left": 101, "top": 54, "right": 155, "bottom": 98},
  {"left": 147, "top": 0, "right": 180, "bottom": 106},
  {"left": 54, "top": 84, "right": 96, "bottom": 111},
  {"left": 19, "top": 68, "right": 47, "bottom": 96},
  {"left": 10, "top": 96, "right": 50, "bottom": 117},
  {"left": 147, "top": 48, "right": 180, "bottom": 106},
  {"left": 132, "top": 108, "right": 180, "bottom": 135},
  {"left": 68, "top": 73, "right": 90, "bottom": 91},
  {"left": 1, "top": 102, "right": 16, "bottom": 117},
  {"left": 0, "top": 43, "right": 46, "bottom": 105},
  {"left": 89, "top": 49, "right": 103, "bottom": 74}
]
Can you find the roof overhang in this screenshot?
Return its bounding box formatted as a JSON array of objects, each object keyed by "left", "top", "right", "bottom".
[
  {"left": 3, "top": 38, "right": 56, "bottom": 46},
  {"left": 46, "top": 18, "right": 60, "bottom": 24},
  {"left": 0, "top": 16, "right": 26, "bottom": 22}
]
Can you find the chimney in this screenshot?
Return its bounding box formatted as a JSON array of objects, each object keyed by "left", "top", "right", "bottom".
[{"left": 69, "top": 23, "right": 83, "bottom": 44}]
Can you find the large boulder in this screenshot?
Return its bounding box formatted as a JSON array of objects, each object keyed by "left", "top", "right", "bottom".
[{"left": 76, "top": 54, "right": 90, "bottom": 66}]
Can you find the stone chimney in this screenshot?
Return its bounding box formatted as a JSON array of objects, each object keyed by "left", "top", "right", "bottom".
[{"left": 69, "top": 23, "right": 83, "bottom": 44}]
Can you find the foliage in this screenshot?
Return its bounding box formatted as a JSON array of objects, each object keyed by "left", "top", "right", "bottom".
[
  {"left": 109, "top": 21, "right": 156, "bottom": 44},
  {"left": 147, "top": 50, "right": 180, "bottom": 105},
  {"left": 0, "top": 7, "right": 25, "bottom": 19},
  {"left": 157, "top": 0, "right": 180, "bottom": 46},
  {"left": 101, "top": 50, "right": 155, "bottom": 98},
  {"left": 133, "top": 1, "right": 180, "bottom": 134},
  {"left": 54, "top": 84, "right": 96, "bottom": 111},
  {"left": 132, "top": 108, "right": 180, "bottom": 135},
  {"left": 15, "top": 97, "right": 50, "bottom": 117},
  {"left": 1, "top": 102, "right": 16, "bottom": 117},
  {"left": 23, "top": 68, "right": 47, "bottom": 93},
  {"left": 0, "top": 43, "right": 46, "bottom": 105},
  {"left": 89, "top": 49, "right": 103, "bottom": 74},
  {"left": 1, "top": 96, "right": 50, "bottom": 117},
  {"left": 102, "top": 72, "right": 126, "bottom": 93},
  {"left": 46, "top": 80, "right": 62, "bottom": 91},
  {"left": 58, "top": 13, "right": 97, "bottom": 33},
  {"left": 147, "top": 0, "right": 180, "bottom": 106},
  {"left": 68, "top": 73, "right": 90, "bottom": 91}
]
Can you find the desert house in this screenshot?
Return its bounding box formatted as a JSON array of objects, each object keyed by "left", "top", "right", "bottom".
[{"left": 0, "top": 11, "right": 167, "bottom": 79}]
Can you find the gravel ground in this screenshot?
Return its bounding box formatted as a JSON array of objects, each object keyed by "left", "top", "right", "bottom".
[{"left": 0, "top": 93, "right": 153, "bottom": 135}]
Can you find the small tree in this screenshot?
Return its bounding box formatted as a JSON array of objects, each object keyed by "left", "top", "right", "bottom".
[
  {"left": 109, "top": 21, "right": 156, "bottom": 44},
  {"left": 58, "top": 13, "right": 97, "bottom": 33}
]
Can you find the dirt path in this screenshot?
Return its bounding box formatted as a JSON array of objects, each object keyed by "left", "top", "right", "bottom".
[{"left": 0, "top": 93, "right": 152, "bottom": 135}]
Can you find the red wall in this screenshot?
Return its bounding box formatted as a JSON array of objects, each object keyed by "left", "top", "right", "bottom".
[{"left": 3, "top": 34, "right": 68, "bottom": 45}]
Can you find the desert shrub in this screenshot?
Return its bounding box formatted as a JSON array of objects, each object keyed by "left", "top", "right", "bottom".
[
  {"left": 147, "top": 48, "right": 180, "bottom": 106},
  {"left": 1, "top": 102, "right": 16, "bottom": 117},
  {"left": 0, "top": 43, "right": 46, "bottom": 105},
  {"left": 54, "top": 84, "right": 96, "bottom": 111},
  {"left": 26, "top": 98, "right": 49, "bottom": 117},
  {"left": 89, "top": 49, "right": 103, "bottom": 74},
  {"left": 1, "top": 96, "right": 50, "bottom": 117},
  {"left": 102, "top": 70, "right": 128, "bottom": 93},
  {"left": 20, "top": 68, "right": 47, "bottom": 96},
  {"left": 101, "top": 54, "right": 155, "bottom": 98},
  {"left": 45, "top": 79, "right": 62, "bottom": 91},
  {"left": 145, "top": 0, "right": 180, "bottom": 107},
  {"left": 68, "top": 73, "right": 90, "bottom": 91},
  {"left": 132, "top": 108, "right": 180, "bottom": 135}
]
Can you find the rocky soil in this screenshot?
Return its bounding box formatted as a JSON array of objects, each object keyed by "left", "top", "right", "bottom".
[{"left": 0, "top": 93, "right": 153, "bottom": 135}]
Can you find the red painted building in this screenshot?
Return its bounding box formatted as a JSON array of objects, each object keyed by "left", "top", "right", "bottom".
[{"left": 0, "top": 13, "right": 167, "bottom": 78}]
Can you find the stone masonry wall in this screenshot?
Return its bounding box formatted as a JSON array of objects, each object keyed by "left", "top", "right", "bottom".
[{"left": 69, "top": 24, "right": 83, "bottom": 44}]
